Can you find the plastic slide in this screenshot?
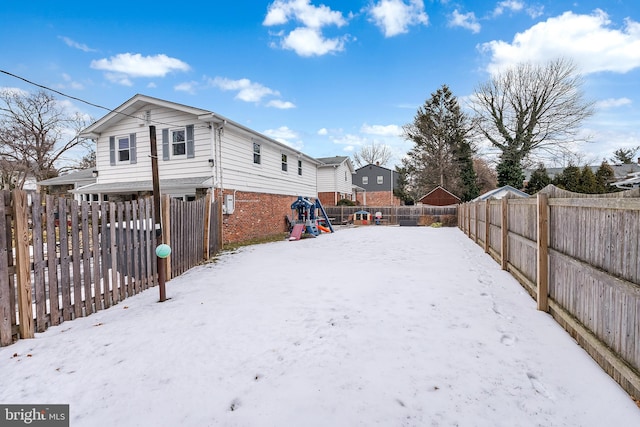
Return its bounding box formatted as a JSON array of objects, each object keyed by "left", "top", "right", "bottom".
[{"left": 317, "top": 224, "right": 331, "bottom": 233}]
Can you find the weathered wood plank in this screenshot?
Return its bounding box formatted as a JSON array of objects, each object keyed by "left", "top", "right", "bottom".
[
  {"left": 0, "top": 191, "right": 13, "bottom": 345},
  {"left": 46, "top": 196, "right": 60, "bottom": 326},
  {"left": 13, "top": 190, "right": 34, "bottom": 338},
  {"left": 71, "top": 199, "right": 83, "bottom": 319},
  {"left": 31, "top": 193, "right": 47, "bottom": 332},
  {"left": 58, "top": 198, "right": 72, "bottom": 321}
]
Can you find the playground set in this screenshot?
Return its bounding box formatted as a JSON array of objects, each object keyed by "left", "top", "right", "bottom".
[{"left": 288, "top": 196, "right": 334, "bottom": 240}]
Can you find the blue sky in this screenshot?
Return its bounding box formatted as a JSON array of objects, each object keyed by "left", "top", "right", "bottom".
[{"left": 1, "top": 0, "right": 639, "bottom": 168}]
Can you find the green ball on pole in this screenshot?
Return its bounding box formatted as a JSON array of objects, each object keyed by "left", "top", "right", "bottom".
[{"left": 156, "top": 243, "right": 171, "bottom": 259}]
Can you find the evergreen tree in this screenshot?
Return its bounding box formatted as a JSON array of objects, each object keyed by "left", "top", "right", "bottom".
[
  {"left": 496, "top": 148, "right": 525, "bottom": 188},
  {"left": 402, "top": 84, "right": 476, "bottom": 199},
  {"left": 595, "top": 161, "right": 616, "bottom": 193},
  {"left": 455, "top": 135, "right": 479, "bottom": 202},
  {"left": 525, "top": 163, "right": 551, "bottom": 194},
  {"left": 554, "top": 164, "right": 581, "bottom": 192},
  {"left": 577, "top": 166, "right": 598, "bottom": 193}
]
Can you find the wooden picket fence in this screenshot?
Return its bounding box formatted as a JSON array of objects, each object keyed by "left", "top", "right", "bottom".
[
  {"left": 0, "top": 190, "right": 221, "bottom": 347},
  {"left": 459, "top": 184, "right": 640, "bottom": 401}
]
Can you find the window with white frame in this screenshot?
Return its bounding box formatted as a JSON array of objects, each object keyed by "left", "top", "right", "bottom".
[
  {"left": 253, "top": 142, "right": 261, "bottom": 164},
  {"left": 298, "top": 160, "right": 302, "bottom": 175},
  {"left": 377, "top": 175, "right": 384, "bottom": 184},
  {"left": 282, "top": 154, "right": 288, "bottom": 172},
  {"left": 118, "top": 136, "right": 131, "bottom": 162},
  {"left": 362, "top": 176, "right": 368, "bottom": 185},
  {"left": 172, "top": 128, "right": 186, "bottom": 156}
]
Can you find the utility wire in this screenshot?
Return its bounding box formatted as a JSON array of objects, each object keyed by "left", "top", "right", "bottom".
[{"left": 0, "top": 69, "right": 179, "bottom": 128}]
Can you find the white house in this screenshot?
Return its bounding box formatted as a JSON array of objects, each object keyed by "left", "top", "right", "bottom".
[
  {"left": 316, "top": 156, "right": 356, "bottom": 206},
  {"left": 76, "top": 94, "right": 320, "bottom": 243}
]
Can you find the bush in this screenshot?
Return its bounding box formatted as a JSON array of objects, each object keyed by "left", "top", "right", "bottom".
[{"left": 337, "top": 198, "right": 356, "bottom": 206}]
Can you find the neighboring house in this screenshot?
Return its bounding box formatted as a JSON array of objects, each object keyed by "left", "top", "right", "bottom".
[
  {"left": 353, "top": 163, "right": 401, "bottom": 206},
  {"left": 418, "top": 186, "right": 461, "bottom": 206},
  {"left": 316, "top": 156, "right": 356, "bottom": 206},
  {"left": 36, "top": 169, "right": 98, "bottom": 202},
  {"left": 473, "top": 185, "right": 529, "bottom": 201},
  {"left": 76, "top": 94, "right": 321, "bottom": 244}
]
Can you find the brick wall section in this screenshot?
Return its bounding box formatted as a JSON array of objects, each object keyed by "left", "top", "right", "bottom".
[
  {"left": 357, "top": 191, "right": 401, "bottom": 206},
  {"left": 219, "top": 189, "right": 296, "bottom": 244},
  {"left": 318, "top": 192, "right": 338, "bottom": 206}
]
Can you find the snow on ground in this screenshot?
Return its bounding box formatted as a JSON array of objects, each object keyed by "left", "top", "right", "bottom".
[{"left": 1, "top": 226, "right": 639, "bottom": 427}]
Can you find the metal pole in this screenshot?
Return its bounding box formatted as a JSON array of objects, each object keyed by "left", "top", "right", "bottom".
[{"left": 149, "top": 125, "right": 166, "bottom": 302}]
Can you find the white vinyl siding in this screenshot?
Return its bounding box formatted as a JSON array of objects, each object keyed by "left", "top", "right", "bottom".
[
  {"left": 97, "top": 107, "right": 211, "bottom": 184},
  {"left": 218, "top": 127, "right": 317, "bottom": 197},
  {"left": 317, "top": 161, "right": 353, "bottom": 195}
]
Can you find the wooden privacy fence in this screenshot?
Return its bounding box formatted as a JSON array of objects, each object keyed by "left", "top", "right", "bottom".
[
  {"left": 325, "top": 205, "right": 458, "bottom": 226},
  {"left": 459, "top": 184, "right": 640, "bottom": 401},
  {"left": 0, "top": 190, "right": 221, "bottom": 347}
]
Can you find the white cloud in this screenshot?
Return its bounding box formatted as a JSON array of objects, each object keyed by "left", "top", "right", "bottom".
[
  {"left": 317, "top": 128, "right": 328, "bottom": 135},
  {"left": 449, "top": 10, "right": 481, "bottom": 34},
  {"left": 208, "top": 77, "right": 279, "bottom": 103},
  {"left": 263, "top": 0, "right": 347, "bottom": 28},
  {"left": 266, "top": 99, "right": 296, "bottom": 109},
  {"left": 493, "top": 0, "right": 524, "bottom": 17},
  {"left": 360, "top": 124, "right": 403, "bottom": 137},
  {"left": 263, "top": 126, "right": 304, "bottom": 149},
  {"left": 480, "top": 10, "right": 640, "bottom": 75},
  {"left": 175, "top": 81, "right": 198, "bottom": 95},
  {"left": 264, "top": 0, "right": 350, "bottom": 56},
  {"left": 595, "top": 97, "right": 632, "bottom": 109},
  {"left": 367, "top": 0, "right": 429, "bottom": 38},
  {"left": 90, "top": 53, "right": 190, "bottom": 85},
  {"left": 59, "top": 36, "right": 96, "bottom": 52},
  {"left": 281, "top": 27, "right": 348, "bottom": 56}
]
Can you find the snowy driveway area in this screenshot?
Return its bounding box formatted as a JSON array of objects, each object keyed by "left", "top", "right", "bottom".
[{"left": 1, "top": 226, "right": 639, "bottom": 426}]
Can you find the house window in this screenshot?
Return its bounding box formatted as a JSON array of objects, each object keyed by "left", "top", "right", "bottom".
[
  {"left": 172, "top": 128, "right": 186, "bottom": 156},
  {"left": 253, "top": 142, "right": 261, "bottom": 164},
  {"left": 282, "top": 154, "right": 288, "bottom": 172},
  {"left": 344, "top": 171, "right": 347, "bottom": 181},
  {"left": 377, "top": 175, "right": 384, "bottom": 184},
  {"left": 117, "top": 136, "right": 130, "bottom": 162},
  {"left": 298, "top": 160, "right": 302, "bottom": 175},
  {"left": 362, "top": 176, "right": 368, "bottom": 185}
]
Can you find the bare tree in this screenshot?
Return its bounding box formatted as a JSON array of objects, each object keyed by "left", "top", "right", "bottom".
[
  {"left": 352, "top": 141, "right": 393, "bottom": 167},
  {"left": 472, "top": 58, "right": 594, "bottom": 187},
  {"left": 0, "top": 89, "right": 93, "bottom": 189}
]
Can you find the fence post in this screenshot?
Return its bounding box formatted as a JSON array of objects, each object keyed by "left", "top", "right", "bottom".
[
  {"left": 12, "top": 190, "right": 34, "bottom": 339},
  {"left": 161, "top": 194, "right": 172, "bottom": 280},
  {"left": 474, "top": 202, "right": 479, "bottom": 243},
  {"left": 485, "top": 201, "right": 490, "bottom": 253},
  {"left": 537, "top": 193, "right": 549, "bottom": 312},
  {"left": 203, "top": 190, "right": 212, "bottom": 260},
  {"left": 501, "top": 197, "right": 508, "bottom": 270}
]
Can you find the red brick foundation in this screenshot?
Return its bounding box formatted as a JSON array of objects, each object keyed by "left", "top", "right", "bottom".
[{"left": 218, "top": 190, "right": 298, "bottom": 244}]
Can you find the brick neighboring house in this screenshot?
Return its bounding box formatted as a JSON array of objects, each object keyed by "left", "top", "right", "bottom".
[
  {"left": 316, "top": 156, "right": 357, "bottom": 206},
  {"left": 418, "top": 186, "right": 461, "bottom": 206},
  {"left": 75, "top": 94, "right": 321, "bottom": 244},
  {"left": 353, "top": 163, "right": 401, "bottom": 206}
]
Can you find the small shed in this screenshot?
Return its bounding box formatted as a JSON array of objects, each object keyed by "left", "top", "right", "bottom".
[
  {"left": 418, "top": 186, "right": 461, "bottom": 206},
  {"left": 353, "top": 210, "right": 371, "bottom": 225}
]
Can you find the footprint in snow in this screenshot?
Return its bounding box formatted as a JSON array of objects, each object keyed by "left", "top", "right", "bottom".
[
  {"left": 500, "top": 333, "right": 516, "bottom": 346},
  {"left": 527, "top": 372, "right": 554, "bottom": 400}
]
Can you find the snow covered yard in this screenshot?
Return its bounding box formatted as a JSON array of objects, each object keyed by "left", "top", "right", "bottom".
[{"left": 1, "top": 226, "right": 639, "bottom": 426}]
